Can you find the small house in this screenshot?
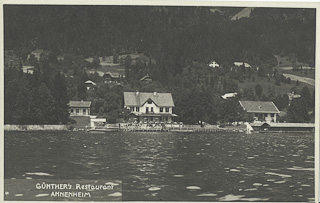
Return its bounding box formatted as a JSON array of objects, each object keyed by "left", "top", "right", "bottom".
[
  {"left": 208, "top": 61, "right": 220, "bottom": 68},
  {"left": 85, "top": 80, "right": 97, "bottom": 90},
  {"left": 239, "top": 101, "right": 280, "bottom": 123},
  {"left": 234, "top": 62, "right": 251, "bottom": 68},
  {"left": 287, "top": 92, "right": 301, "bottom": 101},
  {"left": 28, "top": 49, "right": 51, "bottom": 61},
  {"left": 140, "top": 74, "right": 152, "bottom": 84},
  {"left": 221, "top": 93, "right": 238, "bottom": 99},
  {"left": 68, "top": 100, "right": 91, "bottom": 116},
  {"left": 22, "top": 66, "right": 35, "bottom": 74},
  {"left": 103, "top": 72, "right": 121, "bottom": 83},
  {"left": 124, "top": 91, "right": 177, "bottom": 123}
]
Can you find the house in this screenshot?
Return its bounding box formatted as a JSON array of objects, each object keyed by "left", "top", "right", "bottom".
[
  {"left": 68, "top": 100, "right": 91, "bottom": 116},
  {"left": 287, "top": 92, "right": 301, "bottom": 101},
  {"left": 124, "top": 91, "right": 177, "bottom": 123},
  {"left": 140, "top": 74, "right": 152, "bottom": 84},
  {"left": 239, "top": 101, "right": 280, "bottom": 123},
  {"left": 103, "top": 72, "right": 121, "bottom": 83},
  {"left": 22, "top": 66, "right": 35, "bottom": 74},
  {"left": 234, "top": 62, "right": 251, "bottom": 68},
  {"left": 85, "top": 80, "right": 96, "bottom": 90},
  {"left": 208, "top": 61, "right": 220, "bottom": 68},
  {"left": 221, "top": 93, "right": 237, "bottom": 99},
  {"left": 27, "top": 49, "right": 51, "bottom": 61},
  {"left": 251, "top": 122, "right": 314, "bottom": 132}
]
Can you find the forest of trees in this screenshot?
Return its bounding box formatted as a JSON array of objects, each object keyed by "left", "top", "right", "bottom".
[{"left": 4, "top": 6, "right": 316, "bottom": 124}]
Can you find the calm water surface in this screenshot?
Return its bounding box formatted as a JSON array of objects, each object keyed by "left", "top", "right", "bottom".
[{"left": 5, "top": 131, "right": 314, "bottom": 201}]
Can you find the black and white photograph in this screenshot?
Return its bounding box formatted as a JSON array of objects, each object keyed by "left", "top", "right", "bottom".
[{"left": 2, "top": 1, "right": 318, "bottom": 202}]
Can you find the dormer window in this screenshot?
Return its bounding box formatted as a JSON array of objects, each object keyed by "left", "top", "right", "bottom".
[{"left": 147, "top": 100, "right": 152, "bottom": 104}]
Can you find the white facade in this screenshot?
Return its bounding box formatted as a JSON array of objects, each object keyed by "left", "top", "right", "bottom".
[
  {"left": 70, "top": 107, "right": 90, "bottom": 116},
  {"left": 208, "top": 61, "right": 220, "bottom": 68},
  {"left": 129, "top": 101, "right": 172, "bottom": 114}
]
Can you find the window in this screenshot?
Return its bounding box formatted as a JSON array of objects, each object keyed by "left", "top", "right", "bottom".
[
  {"left": 151, "top": 107, "right": 154, "bottom": 112},
  {"left": 130, "top": 107, "right": 134, "bottom": 111},
  {"left": 146, "top": 107, "right": 149, "bottom": 113},
  {"left": 71, "top": 109, "right": 74, "bottom": 113},
  {"left": 136, "top": 107, "right": 140, "bottom": 112},
  {"left": 166, "top": 107, "right": 169, "bottom": 112},
  {"left": 148, "top": 100, "right": 152, "bottom": 104},
  {"left": 83, "top": 109, "right": 86, "bottom": 114},
  {"left": 76, "top": 108, "right": 79, "bottom": 113},
  {"left": 160, "top": 107, "right": 163, "bottom": 112}
]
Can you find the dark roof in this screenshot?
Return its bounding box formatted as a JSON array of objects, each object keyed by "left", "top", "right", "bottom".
[
  {"left": 239, "top": 101, "right": 280, "bottom": 113},
  {"left": 68, "top": 101, "right": 91, "bottom": 108},
  {"left": 124, "top": 92, "right": 174, "bottom": 107}
]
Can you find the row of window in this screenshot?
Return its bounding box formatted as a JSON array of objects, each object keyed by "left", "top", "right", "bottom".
[
  {"left": 70, "top": 108, "right": 88, "bottom": 114},
  {"left": 254, "top": 113, "right": 275, "bottom": 117},
  {"left": 129, "top": 107, "right": 170, "bottom": 113}
]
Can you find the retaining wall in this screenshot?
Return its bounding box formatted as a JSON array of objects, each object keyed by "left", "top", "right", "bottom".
[{"left": 4, "top": 125, "right": 68, "bottom": 131}]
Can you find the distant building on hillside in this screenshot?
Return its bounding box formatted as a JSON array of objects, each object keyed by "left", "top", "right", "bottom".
[
  {"left": 85, "top": 80, "right": 96, "bottom": 90},
  {"left": 239, "top": 101, "right": 280, "bottom": 123},
  {"left": 103, "top": 72, "right": 121, "bottom": 84},
  {"left": 234, "top": 62, "right": 251, "bottom": 68},
  {"left": 208, "top": 61, "right": 220, "bottom": 68},
  {"left": 28, "top": 49, "right": 51, "bottom": 61},
  {"left": 124, "top": 91, "right": 177, "bottom": 123},
  {"left": 140, "top": 74, "right": 152, "bottom": 84},
  {"left": 22, "top": 66, "right": 35, "bottom": 74},
  {"left": 68, "top": 100, "right": 91, "bottom": 116},
  {"left": 221, "top": 93, "right": 237, "bottom": 99},
  {"left": 287, "top": 92, "right": 301, "bottom": 101}
]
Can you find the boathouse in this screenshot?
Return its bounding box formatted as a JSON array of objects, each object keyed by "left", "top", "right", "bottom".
[
  {"left": 68, "top": 100, "right": 91, "bottom": 116},
  {"left": 251, "top": 122, "right": 315, "bottom": 132},
  {"left": 124, "top": 91, "right": 177, "bottom": 123},
  {"left": 239, "top": 101, "right": 280, "bottom": 123}
]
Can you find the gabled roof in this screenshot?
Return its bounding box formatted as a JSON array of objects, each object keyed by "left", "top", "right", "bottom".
[
  {"left": 124, "top": 92, "right": 174, "bottom": 107},
  {"left": 239, "top": 101, "right": 280, "bottom": 113},
  {"left": 140, "top": 74, "right": 152, "bottom": 81},
  {"left": 85, "top": 80, "right": 96, "bottom": 86},
  {"left": 68, "top": 101, "right": 91, "bottom": 108}
]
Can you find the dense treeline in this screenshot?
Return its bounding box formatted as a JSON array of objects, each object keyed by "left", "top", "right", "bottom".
[
  {"left": 4, "top": 56, "right": 69, "bottom": 124},
  {"left": 4, "top": 6, "right": 316, "bottom": 124},
  {"left": 5, "top": 6, "right": 315, "bottom": 67}
]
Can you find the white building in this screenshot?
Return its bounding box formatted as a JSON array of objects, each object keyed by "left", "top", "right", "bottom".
[
  {"left": 234, "top": 62, "right": 251, "bottom": 68},
  {"left": 124, "top": 91, "right": 177, "bottom": 123},
  {"left": 208, "top": 61, "right": 220, "bottom": 68},
  {"left": 239, "top": 101, "right": 280, "bottom": 123},
  {"left": 68, "top": 100, "right": 91, "bottom": 116}
]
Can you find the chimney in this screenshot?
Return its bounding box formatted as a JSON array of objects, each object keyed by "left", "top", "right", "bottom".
[
  {"left": 154, "top": 92, "right": 157, "bottom": 96},
  {"left": 136, "top": 90, "right": 139, "bottom": 95}
]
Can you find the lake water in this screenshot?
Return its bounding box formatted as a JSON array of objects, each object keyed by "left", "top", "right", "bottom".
[{"left": 4, "top": 131, "right": 314, "bottom": 201}]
